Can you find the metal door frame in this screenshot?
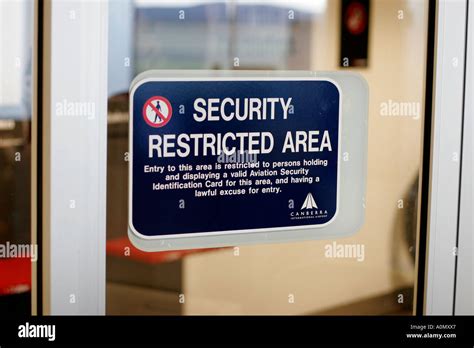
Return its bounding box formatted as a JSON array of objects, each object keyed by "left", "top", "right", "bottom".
[
  {"left": 32, "top": 0, "right": 108, "bottom": 315},
  {"left": 31, "top": 0, "right": 472, "bottom": 315},
  {"left": 423, "top": 0, "right": 472, "bottom": 315}
]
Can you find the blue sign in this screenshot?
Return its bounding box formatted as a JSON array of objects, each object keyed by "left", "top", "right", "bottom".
[{"left": 130, "top": 78, "right": 341, "bottom": 238}]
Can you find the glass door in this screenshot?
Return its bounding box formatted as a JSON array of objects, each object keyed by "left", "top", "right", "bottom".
[
  {"left": 17, "top": 0, "right": 471, "bottom": 316},
  {"left": 105, "top": 0, "right": 429, "bottom": 315},
  {"left": 0, "top": 0, "right": 33, "bottom": 316}
]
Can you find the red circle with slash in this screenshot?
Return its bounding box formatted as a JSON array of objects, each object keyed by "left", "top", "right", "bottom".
[{"left": 142, "top": 96, "right": 173, "bottom": 128}]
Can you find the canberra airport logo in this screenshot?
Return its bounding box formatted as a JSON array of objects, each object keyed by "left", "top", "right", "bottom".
[{"left": 290, "top": 193, "right": 328, "bottom": 220}]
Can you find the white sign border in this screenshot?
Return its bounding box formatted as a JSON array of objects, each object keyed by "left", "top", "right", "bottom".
[{"left": 128, "top": 70, "right": 368, "bottom": 251}]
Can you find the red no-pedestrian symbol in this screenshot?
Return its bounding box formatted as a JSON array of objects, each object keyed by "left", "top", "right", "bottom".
[{"left": 142, "top": 96, "right": 173, "bottom": 128}]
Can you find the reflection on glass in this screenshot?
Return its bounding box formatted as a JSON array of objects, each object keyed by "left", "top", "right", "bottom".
[
  {"left": 106, "top": 0, "right": 427, "bottom": 315},
  {"left": 0, "top": 0, "right": 33, "bottom": 315}
]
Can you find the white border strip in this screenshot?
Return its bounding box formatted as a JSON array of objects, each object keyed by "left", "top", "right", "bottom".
[
  {"left": 42, "top": 0, "right": 107, "bottom": 315},
  {"left": 128, "top": 70, "right": 368, "bottom": 252},
  {"left": 425, "top": 0, "right": 468, "bottom": 315},
  {"left": 454, "top": 0, "right": 473, "bottom": 315}
]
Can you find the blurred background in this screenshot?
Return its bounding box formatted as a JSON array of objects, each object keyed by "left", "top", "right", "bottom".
[
  {"left": 106, "top": 0, "right": 427, "bottom": 315},
  {"left": 0, "top": 0, "right": 33, "bottom": 315},
  {"left": 0, "top": 0, "right": 428, "bottom": 315}
]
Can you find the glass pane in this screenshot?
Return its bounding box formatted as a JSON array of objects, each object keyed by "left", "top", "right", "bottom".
[
  {"left": 106, "top": 0, "right": 428, "bottom": 315},
  {"left": 0, "top": 0, "right": 33, "bottom": 315}
]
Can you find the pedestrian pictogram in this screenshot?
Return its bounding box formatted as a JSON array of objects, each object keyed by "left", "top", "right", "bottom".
[{"left": 142, "top": 96, "right": 172, "bottom": 128}]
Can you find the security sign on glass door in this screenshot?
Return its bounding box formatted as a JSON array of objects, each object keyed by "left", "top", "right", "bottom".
[{"left": 129, "top": 71, "right": 368, "bottom": 251}]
